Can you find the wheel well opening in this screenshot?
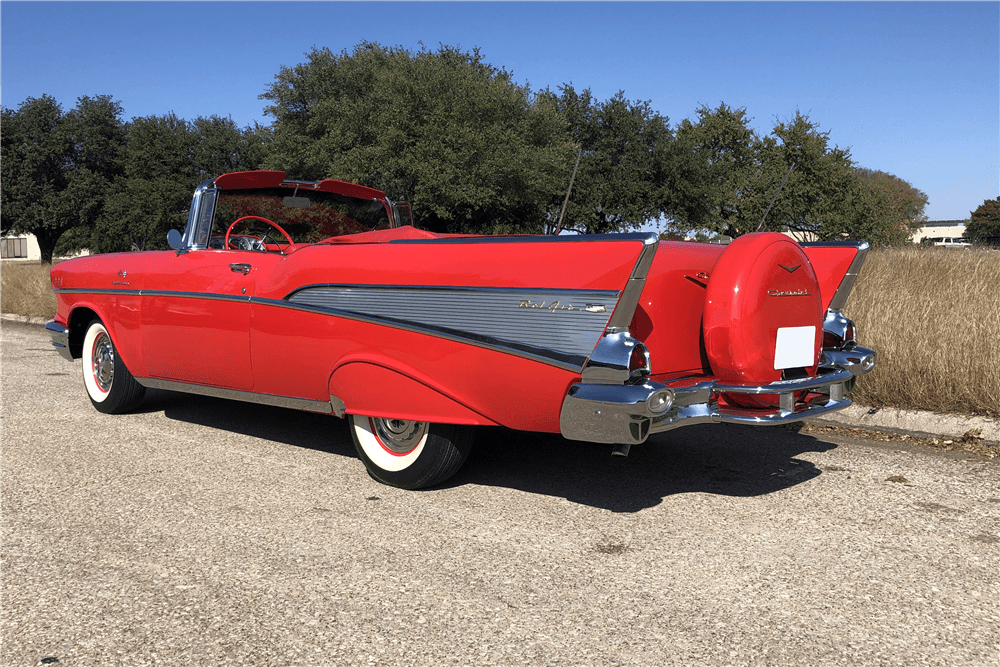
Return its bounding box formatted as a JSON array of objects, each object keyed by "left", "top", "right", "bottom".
[{"left": 66, "top": 307, "right": 99, "bottom": 359}]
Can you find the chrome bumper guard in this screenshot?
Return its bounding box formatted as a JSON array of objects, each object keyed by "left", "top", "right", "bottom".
[
  {"left": 560, "top": 346, "right": 876, "bottom": 445},
  {"left": 45, "top": 321, "right": 74, "bottom": 362}
]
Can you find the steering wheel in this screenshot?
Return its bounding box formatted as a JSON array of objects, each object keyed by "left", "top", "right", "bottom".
[{"left": 225, "top": 216, "right": 295, "bottom": 253}]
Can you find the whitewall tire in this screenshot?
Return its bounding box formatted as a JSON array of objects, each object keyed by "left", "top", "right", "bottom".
[
  {"left": 81, "top": 320, "right": 145, "bottom": 414},
  {"left": 349, "top": 415, "right": 473, "bottom": 489}
]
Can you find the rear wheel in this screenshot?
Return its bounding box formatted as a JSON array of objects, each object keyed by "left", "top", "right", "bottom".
[
  {"left": 349, "top": 415, "right": 473, "bottom": 489},
  {"left": 82, "top": 320, "right": 145, "bottom": 414}
]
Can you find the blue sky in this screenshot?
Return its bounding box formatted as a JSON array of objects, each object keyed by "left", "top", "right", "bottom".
[{"left": 2, "top": 1, "right": 997, "bottom": 221}]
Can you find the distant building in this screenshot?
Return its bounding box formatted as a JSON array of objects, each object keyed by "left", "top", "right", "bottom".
[
  {"left": 1, "top": 233, "right": 41, "bottom": 263},
  {"left": 912, "top": 220, "right": 968, "bottom": 244},
  {"left": 1, "top": 232, "right": 90, "bottom": 263}
]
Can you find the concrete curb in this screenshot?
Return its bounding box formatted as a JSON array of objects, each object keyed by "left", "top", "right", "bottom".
[
  {"left": 808, "top": 403, "right": 1000, "bottom": 444},
  {"left": 1, "top": 313, "right": 48, "bottom": 326}
]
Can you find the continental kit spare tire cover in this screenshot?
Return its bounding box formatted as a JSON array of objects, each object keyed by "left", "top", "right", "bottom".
[{"left": 703, "top": 232, "right": 823, "bottom": 386}]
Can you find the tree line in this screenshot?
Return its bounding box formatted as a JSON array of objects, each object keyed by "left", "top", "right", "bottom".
[{"left": 3, "top": 42, "right": 941, "bottom": 262}]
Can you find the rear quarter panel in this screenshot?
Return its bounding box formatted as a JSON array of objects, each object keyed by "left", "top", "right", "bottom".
[
  {"left": 249, "top": 237, "right": 650, "bottom": 432},
  {"left": 630, "top": 242, "right": 726, "bottom": 379}
]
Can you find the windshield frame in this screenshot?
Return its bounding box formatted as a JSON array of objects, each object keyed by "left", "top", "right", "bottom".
[{"left": 180, "top": 175, "right": 401, "bottom": 252}]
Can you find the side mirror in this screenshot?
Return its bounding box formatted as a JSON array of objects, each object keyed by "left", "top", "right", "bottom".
[{"left": 167, "top": 229, "right": 183, "bottom": 250}]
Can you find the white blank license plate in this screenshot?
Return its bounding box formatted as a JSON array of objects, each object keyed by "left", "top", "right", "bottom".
[{"left": 774, "top": 326, "right": 816, "bottom": 370}]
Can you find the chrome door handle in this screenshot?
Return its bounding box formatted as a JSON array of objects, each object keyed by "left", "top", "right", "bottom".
[{"left": 229, "top": 263, "right": 251, "bottom": 275}]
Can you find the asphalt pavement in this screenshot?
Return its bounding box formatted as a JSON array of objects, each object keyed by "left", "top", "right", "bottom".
[{"left": 2, "top": 321, "right": 998, "bottom": 666}]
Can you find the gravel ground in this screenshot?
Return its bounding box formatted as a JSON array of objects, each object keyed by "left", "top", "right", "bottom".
[{"left": 2, "top": 321, "right": 998, "bottom": 666}]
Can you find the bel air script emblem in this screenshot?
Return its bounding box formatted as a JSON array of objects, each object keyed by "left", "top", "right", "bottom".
[
  {"left": 519, "top": 299, "right": 607, "bottom": 314},
  {"left": 767, "top": 289, "right": 811, "bottom": 297}
]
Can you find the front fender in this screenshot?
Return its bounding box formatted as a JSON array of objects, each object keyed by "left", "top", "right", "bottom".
[{"left": 60, "top": 299, "right": 146, "bottom": 377}]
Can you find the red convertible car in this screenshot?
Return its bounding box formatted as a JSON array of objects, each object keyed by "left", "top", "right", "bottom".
[{"left": 47, "top": 171, "right": 875, "bottom": 488}]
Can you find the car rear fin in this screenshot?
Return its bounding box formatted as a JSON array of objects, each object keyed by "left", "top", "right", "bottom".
[
  {"left": 606, "top": 233, "right": 660, "bottom": 331},
  {"left": 802, "top": 241, "right": 869, "bottom": 311}
]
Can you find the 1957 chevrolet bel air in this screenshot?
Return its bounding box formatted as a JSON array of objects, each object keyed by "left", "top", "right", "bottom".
[{"left": 47, "top": 170, "right": 876, "bottom": 489}]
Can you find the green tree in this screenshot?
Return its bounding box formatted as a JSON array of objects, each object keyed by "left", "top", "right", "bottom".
[
  {"left": 668, "top": 106, "right": 858, "bottom": 240},
  {"left": 538, "top": 85, "right": 675, "bottom": 234},
  {"left": 1, "top": 95, "right": 125, "bottom": 261},
  {"left": 965, "top": 197, "right": 1000, "bottom": 245},
  {"left": 826, "top": 169, "right": 928, "bottom": 246},
  {"left": 260, "top": 42, "right": 575, "bottom": 233},
  {"left": 94, "top": 114, "right": 265, "bottom": 252},
  {"left": 667, "top": 105, "right": 923, "bottom": 246}
]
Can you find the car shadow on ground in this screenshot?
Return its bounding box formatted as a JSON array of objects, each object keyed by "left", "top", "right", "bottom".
[
  {"left": 451, "top": 423, "right": 836, "bottom": 512},
  {"left": 150, "top": 389, "right": 837, "bottom": 513}
]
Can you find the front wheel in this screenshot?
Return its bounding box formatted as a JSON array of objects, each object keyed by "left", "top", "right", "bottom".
[
  {"left": 82, "top": 320, "right": 145, "bottom": 414},
  {"left": 349, "top": 415, "right": 473, "bottom": 489}
]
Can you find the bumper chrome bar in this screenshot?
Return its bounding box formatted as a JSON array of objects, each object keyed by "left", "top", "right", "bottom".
[
  {"left": 560, "top": 348, "right": 875, "bottom": 445},
  {"left": 45, "top": 321, "right": 73, "bottom": 362}
]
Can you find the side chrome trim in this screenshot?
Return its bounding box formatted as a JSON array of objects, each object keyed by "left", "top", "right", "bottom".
[
  {"left": 284, "top": 283, "right": 620, "bottom": 300},
  {"left": 387, "top": 232, "right": 659, "bottom": 246},
  {"left": 53, "top": 288, "right": 139, "bottom": 297},
  {"left": 55, "top": 288, "right": 250, "bottom": 303},
  {"left": 135, "top": 377, "right": 333, "bottom": 414},
  {"left": 142, "top": 290, "right": 251, "bottom": 303},
  {"left": 53, "top": 286, "right": 612, "bottom": 372}
]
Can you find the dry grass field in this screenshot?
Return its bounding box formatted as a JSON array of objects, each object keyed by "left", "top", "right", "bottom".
[
  {"left": 0, "top": 263, "right": 57, "bottom": 320},
  {"left": 2, "top": 246, "right": 998, "bottom": 416},
  {"left": 845, "top": 246, "right": 1000, "bottom": 417}
]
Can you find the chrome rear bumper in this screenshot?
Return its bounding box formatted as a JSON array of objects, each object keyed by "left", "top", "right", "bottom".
[
  {"left": 45, "top": 321, "right": 74, "bottom": 362},
  {"left": 560, "top": 347, "right": 875, "bottom": 445}
]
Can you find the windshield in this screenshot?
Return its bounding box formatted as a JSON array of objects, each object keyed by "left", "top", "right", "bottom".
[{"left": 202, "top": 186, "right": 392, "bottom": 248}]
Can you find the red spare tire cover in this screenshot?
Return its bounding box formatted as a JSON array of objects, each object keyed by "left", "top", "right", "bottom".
[{"left": 703, "top": 233, "right": 823, "bottom": 386}]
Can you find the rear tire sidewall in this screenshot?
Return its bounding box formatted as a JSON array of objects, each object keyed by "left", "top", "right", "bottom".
[{"left": 349, "top": 415, "right": 472, "bottom": 490}]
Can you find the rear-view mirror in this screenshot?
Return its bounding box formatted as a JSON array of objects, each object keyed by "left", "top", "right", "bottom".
[{"left": 167, "top": 229, "right": 182, "bottom": 250}]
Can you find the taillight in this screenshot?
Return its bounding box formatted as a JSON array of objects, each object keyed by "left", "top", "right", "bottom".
[
  {"left": 823, "top": 311, "right": 857, "bottom": 349},
  {"left": 629, "top": 341, "right": 651, "bottom": 379}
]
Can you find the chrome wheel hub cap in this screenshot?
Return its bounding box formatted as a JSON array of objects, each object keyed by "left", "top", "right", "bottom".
[
  {"left": 92, "top": 332, "right": 115, "bottom": 392},
  {"left": 371, "top": 418, "right": 428, "bottom": 454}
]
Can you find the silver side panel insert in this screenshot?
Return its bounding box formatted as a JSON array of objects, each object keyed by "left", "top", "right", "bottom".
[{"left": 284, "top": 285, "right": 618, "bottom": 371}]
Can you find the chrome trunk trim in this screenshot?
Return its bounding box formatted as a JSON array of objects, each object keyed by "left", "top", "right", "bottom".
[{"left": 135, "top": 377, "right": 333, "bottom": 414}]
